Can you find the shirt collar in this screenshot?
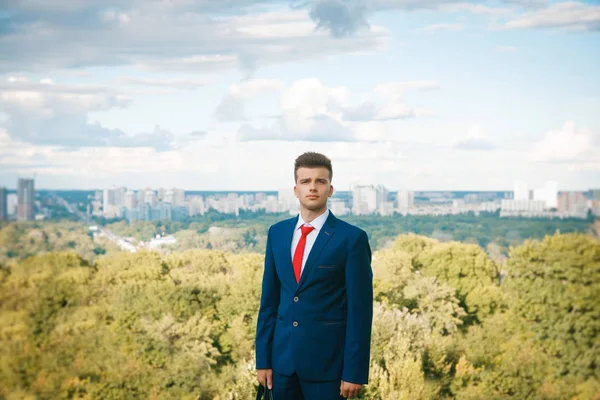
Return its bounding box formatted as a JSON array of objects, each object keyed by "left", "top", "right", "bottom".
[{"left": 295, "top": 209, "right": 330, "bottom": 232}]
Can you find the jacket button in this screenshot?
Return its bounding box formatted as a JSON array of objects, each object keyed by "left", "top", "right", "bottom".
[
  {"left": 293, "top": 321, "right": 299, "bottom": 327},
  {"left": 293, "top": 296, "right": 299, "bottom": 302}
]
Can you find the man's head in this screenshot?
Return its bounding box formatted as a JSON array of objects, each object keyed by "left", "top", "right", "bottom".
[
  {"left": 293, "top": 152, "right": 334, "bottom": 213},
  {"left": 294, "top": 152, "right": 333, "bottom": 183}
]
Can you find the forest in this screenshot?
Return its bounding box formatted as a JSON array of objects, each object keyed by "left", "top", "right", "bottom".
[
  {"left": 90, "top": 211, "right": 596, "bottom": 257},
  {"left": 0, "top": 220, "right": 598, "bottom": 399}
]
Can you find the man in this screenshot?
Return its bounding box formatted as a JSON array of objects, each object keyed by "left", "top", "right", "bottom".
[{"left": 256, "top": 152, "right": 373, "bottom": 399}]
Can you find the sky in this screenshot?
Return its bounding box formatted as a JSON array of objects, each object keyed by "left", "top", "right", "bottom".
[{"left": 0, "top": 0, "right": 599, "bottom": 192}]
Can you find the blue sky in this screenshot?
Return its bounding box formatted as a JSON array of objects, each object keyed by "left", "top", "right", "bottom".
[{"left": 0, "top": 0, "right": 598, "bottom": 191}]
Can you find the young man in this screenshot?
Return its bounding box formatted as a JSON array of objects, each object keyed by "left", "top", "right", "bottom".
[{"left": 256, "top": 152, "right": 373, "bottom": 399}]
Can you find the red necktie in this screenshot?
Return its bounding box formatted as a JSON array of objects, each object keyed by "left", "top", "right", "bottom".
[{"left": 293, "top": 225, "right": 315, "bottom": 283}]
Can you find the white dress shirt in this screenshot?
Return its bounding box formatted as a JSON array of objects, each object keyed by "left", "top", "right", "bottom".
[{"left": 290, "top": 209, "right": 330, "bottom": 275}]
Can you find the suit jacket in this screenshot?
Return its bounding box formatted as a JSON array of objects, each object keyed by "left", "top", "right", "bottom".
[{"left": 255, "top": 211, "right": 373, "bottom": 384}]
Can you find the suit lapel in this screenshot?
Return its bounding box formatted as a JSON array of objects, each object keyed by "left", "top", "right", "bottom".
[
  {"left": 297, "top": 212, "right": 337, "bottom": 289},
  {"left": 280, "top": 216, "right": 298, "bottom": 288}
]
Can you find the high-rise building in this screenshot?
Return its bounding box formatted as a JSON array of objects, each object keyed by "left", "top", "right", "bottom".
[
  {"left": 590, "top": 189, "right": 600, "bottom": 201},
  {"left": 103, "top": 188, "right": 115, "bottom": 208},
  {"left": 188, "top": 196, "right": 205, "bottom": 216},
  {"left": 114, "top": 187, "right": 127, "bottom": 207},
  {"left": 136, "top": 189, "right": 145, "bottom": 204},
  {"left": 124, "top": 189, "right": 137, "bottom": 209},
  {"left": 7, "top": 194, "right": 17, "bottom": 217},
  {"left": 352, "top": 185, "right": 378, "bottom": 215},
  {"left": 557, "top": 192, "right": 588, "bottom": 215},
  {"left": 532, "top": 181, "right": 558, "bottom": 209},
  {"left": 328, "top": 198, "right": 348, "bottom": 215},
  {"left": 173, "top": 188, "right": 185, "bottom": 206},
  {"left": 544, "top": 181, "right": 558, "bottom": 208},
  {"left": 0, "top": 187, "right": 7, "bottom": 220},
  {"left": 164, "top": 188, "right": 186, "bottom": 206},
  {"left": 278, "top": 188, "right": 299, "bottom": 213},
  {"left": 397, "top": 190, "right": 415, "bottom": 212},
  {"left": 513, "top": 180, "right": 529, "bottom": 201},
  {"left": 17, "top": 178, "right": 35, "bottom": 221},
  {"left": 144, "top": 189, "right": 157, "bottom": 206}
]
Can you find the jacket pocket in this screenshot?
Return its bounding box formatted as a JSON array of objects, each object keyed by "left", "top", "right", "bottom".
[
  {"left": 308, "top": 320, "right": 346, "bottom": 339},
  {"left": 317, "top": 265, "right": 341, "bottom": 269}
]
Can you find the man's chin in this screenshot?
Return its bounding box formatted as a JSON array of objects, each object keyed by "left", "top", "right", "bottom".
[{"left": 302, "top": 202, "right": 327, "bottom": 212}]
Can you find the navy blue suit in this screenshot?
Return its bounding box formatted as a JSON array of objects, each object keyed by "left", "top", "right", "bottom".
[{"left": 256, "top": 211, "right": 373, "bottom": 398}]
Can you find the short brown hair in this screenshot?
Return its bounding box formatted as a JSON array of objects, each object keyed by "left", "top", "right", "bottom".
[{"left": 294, "top": 152, "right": 333, "bottom": 182}]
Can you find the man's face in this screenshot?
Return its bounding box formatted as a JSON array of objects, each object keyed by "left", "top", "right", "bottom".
[{"left": 294, "top": 167, "right": 334, "bottom": 212}]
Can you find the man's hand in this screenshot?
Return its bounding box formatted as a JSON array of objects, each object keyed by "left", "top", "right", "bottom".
[
  {"left": 340, "top": 380, "right": 363, "bottom": 399},
  {"left": 257, "top": 369, "right": 273, "bottom": 389}
]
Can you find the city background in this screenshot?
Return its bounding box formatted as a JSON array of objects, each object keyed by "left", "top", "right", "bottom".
[
  {"left": 1, "top": 175, "right": 598, "bottom": 255},
  {"left": 3, "top": 177, "right": 600, "bottom": 223},
  {"left": 0, "top": 0, "right": 598, "bottom": 398}
]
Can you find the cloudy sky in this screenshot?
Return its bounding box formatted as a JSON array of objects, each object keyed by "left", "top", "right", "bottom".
[{"left": 0, "top": 0, "right": 599, "bottom": 191}]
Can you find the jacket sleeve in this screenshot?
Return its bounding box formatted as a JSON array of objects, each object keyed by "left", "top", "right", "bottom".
[
  {"left": 342, "top": 229, "right": 373, "bottom": 384},
  {"left": 255, "top": 226, "right": 280, "bottom": 369}
]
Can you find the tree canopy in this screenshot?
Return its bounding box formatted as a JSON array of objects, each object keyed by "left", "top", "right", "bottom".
[{"left": 0, "top": 227, "right": 598, "bottom": 399}]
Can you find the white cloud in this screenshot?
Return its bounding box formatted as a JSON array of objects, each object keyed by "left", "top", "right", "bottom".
[
  {"left": 567, "top": 161, "right": 600, "bottom": 172},
  {"left": 226, "top": 77, "right": 438, "bottom": 142},
  {"left": 0, "top": 126, "right": 217, "bottom": 185},
  {"left": 116, "top": 76, "right": 207, "bottom": 90},
  {"left": 0, "top": 6, "right": 389, "bottom": 75},
  {"left": 374, "top": 81, "right": 439, "bottom": 100},
  {"left": 215, "top": 78, "right": 285, "bottom": 121},
  {"left": 530, "top": 121, "right": 597, "bottom": 162},
  {"left": 229, "top": 79, "right": 286, "bottom": 100},
  {"left": 439, "top": 3, "right": 513, "bottom": 16},
  {"left": 237, "top": 78, "right": 355, "bottom": 142},
  {"left": 0, "top": 77, "right": 204, "bottom": 150},
  {"left": 503, "top": 1, "right": 600, "bottom": 31},
  {"left": 452, "top": 125, "right": 496, "bottom": 150}
]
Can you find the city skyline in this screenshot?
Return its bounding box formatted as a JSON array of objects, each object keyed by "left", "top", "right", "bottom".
[
  {"left": 1, "top": 175, "right": 597, "bottom": 221},
  {"left": 0, "top": 1, "right": 599, "bottom": 191}
]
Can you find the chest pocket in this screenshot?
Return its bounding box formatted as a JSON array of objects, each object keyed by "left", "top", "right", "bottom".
[{"left": 316, "top": 264, "right": 342, "bottom": 271}]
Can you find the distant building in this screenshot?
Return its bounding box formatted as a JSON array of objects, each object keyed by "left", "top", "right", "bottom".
[
  {"left": 557, "top": 192, "right": 588, "bottom": 215},
  {"left": 533, "top": 181, "right": 558, "bottom": 209},
  {"left": 0, "top": 187, "right": 7, "bottom": 220},
  {"left": 124, "top": 189, "right": 137, "bottom": 209},
  {"left": 544, "top": 181, "right": 558, "bottom": 208},
  {"left": 173, "top": 188, "right": 185, "bottom": 206},
  {"left": 501, "top": 199, "right": 545, "bottom": 212},
  {"left": 397, "top": 190, "right": 415, "bottom": 213},
  {"left": 513, "top": 180, "right": 529, "bottom": 201},
  {"left": 352, "top": 185, "right": 388, "bottom": 215},
  {"left": 7, "top": 194, "right": 17, "bottom": 217},
  {"left": 255, "top": 193, "right": 267, "bottom": 203},
  {"left": 136, "top": 189, "right": 145, "bottom": 204},
  {"left": 103, "top": 187, "right": 124, "bottom": 218},
  {"left": 278, "top": 188, "right": 299, "bottom": 214},
  {"left": 17, "top": 178, "right": 35, "bottom": 221},
  {"left": 328, "top": 198, "right": 348, "bottom": 215},
  {"left": 352, "top": 184, "right": 389, "bottom": 215},
  {"left": 188, "top": 196, "right": 206, "bottom": 216},
  {"left": 480, "top": 201, "right": 501, "bottom": 213},
  {"left": 144, "top": 189, "right": 157, "bottom": 206},
  {"left": 157, "top": 187, "right": 166, "bottom": 202}
]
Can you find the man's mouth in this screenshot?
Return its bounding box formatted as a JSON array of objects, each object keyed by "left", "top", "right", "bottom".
[{"left": 307, "top": 195, "right": 319, "bottom": 199}]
